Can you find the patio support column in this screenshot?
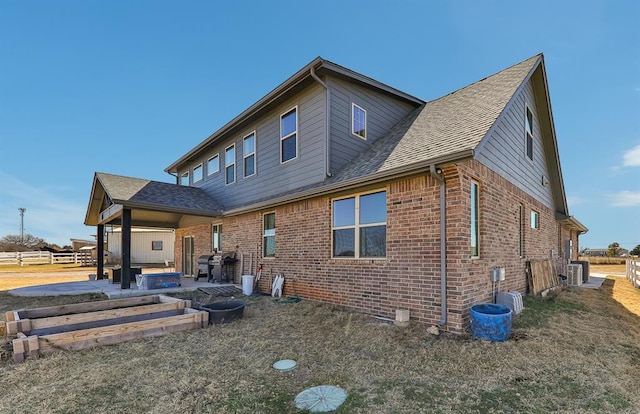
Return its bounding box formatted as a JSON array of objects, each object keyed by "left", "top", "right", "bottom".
[
  {"left": 121, "top": 208, "right": 131, "bottom": 289},
  {"left": 97, "top": 224, "right": 104, "bottom": 280}
]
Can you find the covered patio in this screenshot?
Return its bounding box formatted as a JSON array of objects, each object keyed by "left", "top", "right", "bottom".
[{"left": 84, "top": 172, "right": 223, "bottom": 289}]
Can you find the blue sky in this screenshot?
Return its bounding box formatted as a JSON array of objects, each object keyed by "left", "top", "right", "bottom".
[{"left": 0, "top": 0, "right": 638, "bottom": 250}]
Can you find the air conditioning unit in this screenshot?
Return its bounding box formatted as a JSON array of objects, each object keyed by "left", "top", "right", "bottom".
[
  {"left": 496, "top": 291, "right": 524, "bottom": 315},
  {"left": 567, "top": 264, "right": 583, "bottom": 286}
]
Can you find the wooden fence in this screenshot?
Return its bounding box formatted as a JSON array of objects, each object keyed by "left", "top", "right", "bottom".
[
  {"left": 627, "top": 259, "right": 640, "bottom": 288},
  {"left": 0, "top": 251, "right": 93, "bottom": 266}
]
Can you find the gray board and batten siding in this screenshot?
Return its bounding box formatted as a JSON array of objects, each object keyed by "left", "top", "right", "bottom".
[
  {"left": 327, "top": 75, "right": 420, "bottom": 175},
  {"left": 185, "top": 82, "right": 327, "bottom": 210},
  {"left": 475, "top": 78, "right": 554, "bottom": 210}
]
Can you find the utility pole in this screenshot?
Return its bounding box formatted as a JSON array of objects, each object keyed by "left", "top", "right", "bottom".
[{"left": 18, "top": 208, "right": 26, "bottom": 244}]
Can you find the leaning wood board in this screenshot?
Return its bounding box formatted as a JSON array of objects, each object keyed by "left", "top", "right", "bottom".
[
  {"left": 6, "top": 295, "right": 208, "bottom": 362},
  {"left": 527, "top": 259, "right": 560, "bottom": 295}
]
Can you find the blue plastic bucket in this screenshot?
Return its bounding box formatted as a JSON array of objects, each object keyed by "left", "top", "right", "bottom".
[{"left": 470, "top": 303, "right": 513, "bottom": 341}]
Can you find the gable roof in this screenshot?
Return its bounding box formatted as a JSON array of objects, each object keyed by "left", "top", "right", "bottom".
[
  {"left": 85, "top": 54, "right": 585, "bottom": 233},
  {"left": 84, "top": 172, "right": 222, "bottom": 227},
  {"left": 164, "top": 57, "right": 424, "bottom": 174},
  {"left": 330, "top": 55, "right": 541, "bottom": 181}
]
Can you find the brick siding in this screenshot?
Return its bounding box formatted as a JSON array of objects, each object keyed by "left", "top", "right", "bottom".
[{"left": 174, "top": 159, "right": 575, "bottom": 334}]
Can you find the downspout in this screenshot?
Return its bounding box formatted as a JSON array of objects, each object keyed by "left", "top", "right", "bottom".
[
  {"left": 167, "top": 171, "right": 179, "bottom": 185},
  {"left": 430, "top": 164, "right": 447, "bottom": 326},
  {"left": 310, "top": 66, "right": 332, "bottom": 177}
]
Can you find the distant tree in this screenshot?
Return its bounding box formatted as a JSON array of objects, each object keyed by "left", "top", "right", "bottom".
[
  {"left": 630, "top": 244, "right": 640, "bottom": 256},
  {"left": 0, "top": 234, "right": 47, "bottom": 251},
  {"left": 607, "top": 242, "right": 621, "bottom": 257}
]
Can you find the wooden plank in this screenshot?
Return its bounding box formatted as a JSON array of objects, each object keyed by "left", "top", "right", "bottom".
[
  {"left": 27, "top": 302, "right": 185, "bottom": 332},
  {"left": 27, "top": 335, "right": 40, "bottom": 359},
  {"left": 17, "top": 296, "right": 160, "bottom": 319},
  {"left": 37, "top": 313, "right": 206, "bottom": 353},
  {"left": 12, "top": 333, "right": 28, "bottom": 363}
]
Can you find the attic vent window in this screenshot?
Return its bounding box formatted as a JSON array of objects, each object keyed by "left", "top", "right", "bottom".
[
  {"left": 525, "top": 106, "right": 534, "bottom": 161},
  {"left": 281, "top": 107, "right": 297, "bottom": 163},
  {"left": 352, "top": 103, "right": 367, "bottom": 139}
]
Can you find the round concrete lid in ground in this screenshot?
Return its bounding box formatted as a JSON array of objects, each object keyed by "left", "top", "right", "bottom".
[
  {"left": 272, "top": 359, "right": 297, "bottom": 372},
  {"left": 294, "top": 385, "right": 348, "bottom": 412}
]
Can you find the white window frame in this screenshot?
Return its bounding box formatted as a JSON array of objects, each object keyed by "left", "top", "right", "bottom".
[
  {"left": 470, "top": 181, "right": 480, "bottom": 258},
  {"left": 263, "top": 212, "right": 276, "bottom": 258},
  {"left": 212, "top": 223, "right": 222, "bottom": 253},
  {"left": 207, "top": 154, "right": 219, "bottom": 176},
  {"left": 243, "top": 131, "right": 256, "bottom": 178},
  {"left": 180, "top": 171, "right": 189, "bottom": 186},
  {"left": 280, "top": 106, "right": 298, "bottom": 164},
  {"left": 193, "top": 163, "right": 203, "bottom": 183},
  {"left": 331, "top": 189, "right": 387, "bottom": 259},
  {"left": 352, "top": 103, "right": 367, "bottom": 140},
  {"left": 525, "top": 105, "right": 534, "bottom": 162},
  {"left": 225, "top": 144, "right": 235, "bottom": 186},
  {"left": 531, "top": 210, "right": 540, "bottom": 230}
]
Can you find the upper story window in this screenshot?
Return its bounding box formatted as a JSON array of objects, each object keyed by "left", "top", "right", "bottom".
[
  {"left": 470, "top": 181, "right": 480, "bottom": 258},
  {"left": 531, "top": 210, "right": 539, "bottom": 229},
  {"left": 280, "top": 107, "right": 297, "bottom": 163},
  {"left": 263, "top": 212, "right": 276, "bottom": 257},
  {"left": 352, "top": 103, "right": 367, "bottom": 139},
  {"left": 525, "top": 106, "right": 534, "bottom": 161},
  {"left": 243, "top": 132, "right": 256, "bottom": 178},
  {"left": 207, "top": 154, "right": 219, "bottom": 176},
  {"left": 332, "top": 190, "right": 386, "bottom": 258},
  {"left": 180, "top": 171, "right": 189, "bottom": 186},
  {"left": 225, "top": 144, "right": 235, "bottom": 185},
  {"left": 193, "top": 163, "right": 203, "bottom": 183}
]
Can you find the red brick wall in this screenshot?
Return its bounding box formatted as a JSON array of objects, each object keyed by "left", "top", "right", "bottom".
[{"left": 175, "top": 160, "right": 571, "bottom": 333}]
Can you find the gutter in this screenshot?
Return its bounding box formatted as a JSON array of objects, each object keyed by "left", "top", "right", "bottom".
[
  {"left": 429, "top": 164, "right": 447, "bottom": 327},
  {"left": 310, "top": 66, "right": 332, "bottom": 177}
]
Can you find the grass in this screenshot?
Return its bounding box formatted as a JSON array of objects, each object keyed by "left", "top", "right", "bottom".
[{"left": 0, "top": 266, "right": 639, "bottom": 413}]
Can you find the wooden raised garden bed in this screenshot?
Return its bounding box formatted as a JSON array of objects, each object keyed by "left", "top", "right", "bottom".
[{"left": 5, "top": 295, "right": 208, "bottom": 362}]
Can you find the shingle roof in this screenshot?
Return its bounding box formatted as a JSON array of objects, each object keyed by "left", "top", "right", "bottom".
[
  {"left": 330, "top": 55, "right": 541, "bottom": 181},
  {"left": 96, "top": 172, "right": 223, "bottom": 213}
]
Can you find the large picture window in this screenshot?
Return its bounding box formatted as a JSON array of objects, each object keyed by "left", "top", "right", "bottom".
[
  {"left": 243, "top": 132, "right": 256, "bottom": 178},
  {"left": 332, "top": 190, "right": 386, "bottom": 258},
  {"left": 263, "top": 213, "right": 275, "bottom": 257},
  {"left": 225, "top": 144, "right": 235, "bottom": 185},
  {"left": 470, "top": 181, "right": 479, "bottom": 257},
  {"left": 280, "top": 107, "right": 297, "bottom": 163}
]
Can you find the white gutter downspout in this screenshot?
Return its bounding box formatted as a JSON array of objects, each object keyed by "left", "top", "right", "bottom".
[
  {"left": 430, "top": 164, "right": 447, "bottom": 326},
  {"left": 310, "top": 66, "right": 332, "bottom": 177}
]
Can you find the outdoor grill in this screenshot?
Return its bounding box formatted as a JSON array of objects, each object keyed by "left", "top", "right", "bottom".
[{"left": 196, "top": 254, "right": 221, "bottom": 282}]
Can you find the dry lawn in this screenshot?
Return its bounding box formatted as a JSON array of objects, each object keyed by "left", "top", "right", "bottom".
[{"left": 1, "top": 272, "right": 639, "bottom": 413}]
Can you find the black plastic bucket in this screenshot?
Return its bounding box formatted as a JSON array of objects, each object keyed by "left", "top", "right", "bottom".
[{"left": 200, "top": 301, "right": 246, "bottom": 324}]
